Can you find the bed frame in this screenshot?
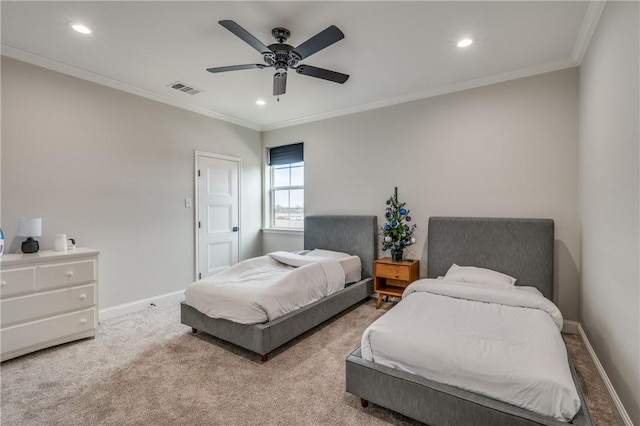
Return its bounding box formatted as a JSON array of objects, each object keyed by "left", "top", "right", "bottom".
[
  {"left": 181, "top": 215, "right": 377, "bottom": 361},
  {"left": 346, "top": 217, "right": 593, "bottom": 426}
]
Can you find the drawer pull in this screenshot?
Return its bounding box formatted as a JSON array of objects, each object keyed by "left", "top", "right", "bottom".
[
  {"left": 79, "top": 294, "right": 87, "bottom": 300},
  {"left": 66, "top": 271, "right": 74, "bottom": 278},
  {"left": 1, "top": 281, "right": 6, "bottom": 287},
  {"left": 80, "top": 318, "right": 87, "bottom": 325}
]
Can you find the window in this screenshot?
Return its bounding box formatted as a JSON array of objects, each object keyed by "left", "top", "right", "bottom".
[{"left": 268, "top": 143, "right": 304, "bottom": 229}]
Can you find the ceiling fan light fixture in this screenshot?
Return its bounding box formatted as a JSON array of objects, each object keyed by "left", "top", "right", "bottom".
[
  {"left": 273, "top": 72, "right": 287, "bottom": 97},
  {"left": 457, "top": 38, "right": 473, "bottom": 48},
  {"left": 256, "top": 99, "right": 266, "bottom": 106},
  {"left": 70, "top": 23, "right": 92, "bottom": 35}
]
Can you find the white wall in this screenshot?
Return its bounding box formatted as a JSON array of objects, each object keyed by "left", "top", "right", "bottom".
[
  {"left": 1, "top": 57, "right": 263, "bottom": 310},
  {"left": 264, "top": 68, "right": 581, "bottom": 320},
  {"left": 261, "top": 230, "right": 304, "bottom": 254},
  {"left": 579, "top": 2, "right": 639, "bottom": 422}
]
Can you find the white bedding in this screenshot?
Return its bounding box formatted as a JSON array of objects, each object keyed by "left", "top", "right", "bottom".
[
  {"left": 361, "top": 278, "right": 580, "bottom": 422},
  {"left": 184, "top": 251, "right": 357, "bottom": 324}
]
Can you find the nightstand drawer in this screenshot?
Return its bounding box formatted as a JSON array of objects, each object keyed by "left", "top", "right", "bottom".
[
  {"left": 1, "top": 267, "right": 36, "bottom": 298},
  {"left": 375, "top": 263, "right": 411, "bottom": 281},
  {"left": 39, "top": 260, "right": 95, "bottom": 290},
  {"left": 374, "top": 258, "right": 420, "bottom": 309}
]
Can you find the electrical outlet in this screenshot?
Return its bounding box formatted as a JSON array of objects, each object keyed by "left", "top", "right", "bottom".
[{"left": 185, "top": 198, "right": 192, "bottom": 208}]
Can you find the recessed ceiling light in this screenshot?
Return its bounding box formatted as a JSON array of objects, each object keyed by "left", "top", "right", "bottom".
[
  {"left": 256, "top": 99, "right": 266, "bottom": 106},
  {"left": 457, "top": 38, "right": 473, "bottom": 48},
  {"left": 70, "top": 23, "right": 92, "bottom": 35}
]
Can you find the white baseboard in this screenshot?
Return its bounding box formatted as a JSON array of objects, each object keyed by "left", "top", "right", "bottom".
[
  {"left": 562, "top": 320, "right": 579, "bottom": 334},
  {"left": 577, "top": 323, "right": 633, "bottom": 426},
  {"left": 98, "top": 290, "right": 185, "bottom": 322}
]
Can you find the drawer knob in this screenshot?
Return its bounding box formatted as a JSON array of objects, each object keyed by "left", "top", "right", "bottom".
[
  {"left": 0, "top": 281, "right": 6, "bottom": 287},
  {"left": 66, "top": 271, "right": 74, "bottom": 278},
  {"left": 80, "top": 319, "right": 87, "bottom": 325},
  {"left": 79, "top": 294, "right": 87, "bottom": 300}
]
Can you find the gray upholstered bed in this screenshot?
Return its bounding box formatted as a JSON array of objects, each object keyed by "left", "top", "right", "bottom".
[
  {"left": 346, "top": 217, "right": 593, "bottom": 426},
  {"left": 181, "top": 215, "right": 376, "bottom": 361}
]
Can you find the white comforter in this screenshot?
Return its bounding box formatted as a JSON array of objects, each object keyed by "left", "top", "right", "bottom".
[
  {"left": 184, "top": 251, "right": 345, "bottom": 324},
  {"left": 361, "top": 279, "right": 580, "bottom": 422}
]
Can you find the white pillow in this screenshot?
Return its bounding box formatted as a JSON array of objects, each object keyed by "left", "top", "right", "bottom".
[
  {"left": 444, "top": 264, "right": 517, "bottom": 288},
  {"left": 306, "top": 249, "right": 351, "bottom": 259}
]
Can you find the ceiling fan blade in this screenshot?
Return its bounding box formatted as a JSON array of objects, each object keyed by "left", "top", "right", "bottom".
[
  {"left": 295, "top": 65, "right": 349, "bottom": 84},
  {"left": 291, "top": 25, "right": 345, "bottom": 61},
  {"left": 207, "top": 64, "right": 267, "bottom": 73},
  {"left": 219, "top": 20, "right": 273, "bottom": 55},
  {"left": 273, "top": 73, "right": 287, "bottom": 96}
]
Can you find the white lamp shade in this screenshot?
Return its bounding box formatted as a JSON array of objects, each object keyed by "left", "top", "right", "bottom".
[{"left": 17, "top": 218, "right": 42, "bottom": 237}]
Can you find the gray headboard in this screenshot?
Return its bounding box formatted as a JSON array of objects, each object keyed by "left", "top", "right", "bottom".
[
  {"left": 426, "top": 217, "right": 554, "bottom": 299},
  {"left": 304, "top": 215, "right": 377, "bottom": 279}
]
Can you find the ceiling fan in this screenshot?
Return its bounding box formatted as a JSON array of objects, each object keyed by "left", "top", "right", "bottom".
[{"left": 207, "top": 20, "right": 349, "bottom": 98}]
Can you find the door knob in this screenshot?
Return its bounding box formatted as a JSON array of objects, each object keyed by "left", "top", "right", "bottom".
[{"left": 232, "top": 226, "right": 239, "bottom": 232}]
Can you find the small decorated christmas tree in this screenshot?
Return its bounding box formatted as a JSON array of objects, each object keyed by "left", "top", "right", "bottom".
[{"left": 380, "top": 187, "right": 417, "bottom": 261}]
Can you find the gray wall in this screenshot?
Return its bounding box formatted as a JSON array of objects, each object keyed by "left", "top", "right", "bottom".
[
  {"left": 579, "top": 1, "right": 639, "bottom": 422},
  {"left": 264, "top": 67, "right": 581, "bottom": 321},
  {"left": 1, "top": 56, "right": 263, "bottom": 309}
]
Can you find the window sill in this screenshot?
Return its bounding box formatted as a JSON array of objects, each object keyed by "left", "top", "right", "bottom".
[{"left": 262, "top": 228, "right": 304, "bottom": 236}]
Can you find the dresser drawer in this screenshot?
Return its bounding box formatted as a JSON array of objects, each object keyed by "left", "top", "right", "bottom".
[
  {"left": 1, "top": 308, "right": 95, "bottom": 358},
  {"left": 375, "top": 263, "right": 411, "bottom": 281},
  {"left": 1, "top": 284, "right": 95, "bottom": 326},
  {"left": 39, "top": 260, "right": 95, "bottom": 290},
  {"left": 1, "top": 267, "right": 36, "bottom": 297}
]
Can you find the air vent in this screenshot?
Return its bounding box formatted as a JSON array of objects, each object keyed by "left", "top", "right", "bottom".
[{"left": 168, "top": 81, "right": 204, "bottom": 95}]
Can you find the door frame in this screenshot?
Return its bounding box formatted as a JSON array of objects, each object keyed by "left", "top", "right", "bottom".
[{"left": 194, "top": 150, "right": 242, "bottom": 281}]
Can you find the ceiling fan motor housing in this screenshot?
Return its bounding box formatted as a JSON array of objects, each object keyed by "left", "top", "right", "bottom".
[{"left": 265, "top": 43, "right": 297, "bottom": 73}]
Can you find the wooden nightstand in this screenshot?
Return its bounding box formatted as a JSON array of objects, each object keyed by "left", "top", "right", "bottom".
[{"left": 374, "top": 258, "right": 420, "bottom": 309}]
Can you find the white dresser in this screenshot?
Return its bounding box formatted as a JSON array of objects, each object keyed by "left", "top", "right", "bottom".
[{"left": 0, "top": 248, "right": 99, "bottom": 361}]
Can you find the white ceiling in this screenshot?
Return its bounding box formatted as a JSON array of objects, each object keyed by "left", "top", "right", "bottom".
[{"left": 1, "top": 1, "right": 601, "bottom": 131}]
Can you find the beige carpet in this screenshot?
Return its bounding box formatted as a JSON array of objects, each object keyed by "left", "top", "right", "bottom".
[{"left": 0, "top": 298, "right": 622, "bottom": 425}]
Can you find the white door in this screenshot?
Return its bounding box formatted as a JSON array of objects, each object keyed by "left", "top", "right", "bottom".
[{"left": 196, "top": 153, "right": 240, "bottom": 279}]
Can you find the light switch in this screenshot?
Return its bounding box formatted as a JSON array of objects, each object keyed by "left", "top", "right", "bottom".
[{"left": 185, "top": 198, "right": 192, "bottom": 208}]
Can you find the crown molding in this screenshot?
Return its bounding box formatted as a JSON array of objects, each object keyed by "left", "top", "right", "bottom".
[
  {"left": 0, "top": 45, "right": 262, "bottom": 131},
  {"left": 2, "top": 44, "right": 582, "bottom": 134},
  {"left": 261, "top": 57, "right": 579, "bottom": 132},
  {"left": 572, "top": 1, "right": 606, "bottom": 64}
]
